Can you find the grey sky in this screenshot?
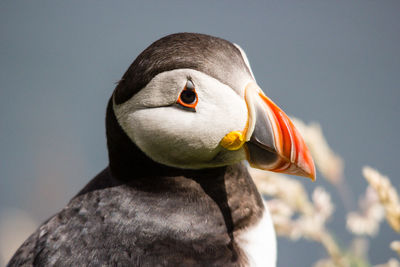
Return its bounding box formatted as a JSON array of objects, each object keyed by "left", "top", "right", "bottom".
[{"left": 1, "top": 1, "right": 399, "bottom": 266}]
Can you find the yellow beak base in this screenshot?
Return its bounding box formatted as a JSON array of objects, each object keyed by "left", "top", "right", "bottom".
[{"left": 220, "top": 131, "right": 246, "bottom": 151}]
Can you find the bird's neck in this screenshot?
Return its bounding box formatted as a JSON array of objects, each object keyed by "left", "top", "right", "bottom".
[
  {"left": 105, "top": 97, "right": 228, "bottom": 180},
  {"left": 106, "top": 97, "right": 193, "bottom": 179},
  {"left": 105, "top": 97, "right": 265, "bottom": 234}
]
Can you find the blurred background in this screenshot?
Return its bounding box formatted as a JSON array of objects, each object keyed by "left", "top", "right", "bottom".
[{"left": 1, "top": 1, "right": 399, "bottom": 266}]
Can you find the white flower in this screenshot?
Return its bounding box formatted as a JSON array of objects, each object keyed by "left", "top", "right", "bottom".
[
  {"left": 363, "top": 166, "right": 400, "bottom": 232},
  {"left": 346, "top": 187, "right": 384, "bottom": 236},
  {"left": 390, "top": 241, "right": 400, "bottom": 256}
]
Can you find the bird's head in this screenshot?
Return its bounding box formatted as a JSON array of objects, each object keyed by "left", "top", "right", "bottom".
[{"left": 107, "top": 33, "right": 315, "bottom": 180}]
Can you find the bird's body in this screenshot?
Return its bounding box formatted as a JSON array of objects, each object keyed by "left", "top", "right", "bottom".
[
  {"left": 8, "top": 33, "right": 314, "bottom": 267},
  {"left": 9, "top": 163, "right": 274, "bottom": 267}
]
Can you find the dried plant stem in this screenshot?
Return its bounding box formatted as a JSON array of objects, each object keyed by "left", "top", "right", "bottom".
[
  {"left": 335, "top": 179, "right": 356, "bottom": 212},
  {"left": 318, "top": 232, "right": 344, "bottom": 266}
]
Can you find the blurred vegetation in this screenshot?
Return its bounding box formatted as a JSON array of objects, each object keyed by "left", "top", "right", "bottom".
[{"left": 252, "top": 118, "right": 400, "bottom": 267}]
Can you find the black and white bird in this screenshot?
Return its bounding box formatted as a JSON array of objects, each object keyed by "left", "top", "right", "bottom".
[{"left": 8, "top": 33, "right": 315, "bottom": 267}]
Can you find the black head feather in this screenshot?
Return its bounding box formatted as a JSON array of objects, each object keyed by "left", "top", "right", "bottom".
[{"left": 114, "top": 32, "right": 252, "bottom": 104}]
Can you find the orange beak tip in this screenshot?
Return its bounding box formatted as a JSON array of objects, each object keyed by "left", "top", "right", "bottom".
[
  {"left": 310, "top": 166, "right": 316, "bottom": 181},
  {"left": 288, "top": 161, "right": 316, "bottom": 181},
  {"left": 308, "top": 169, "right": 316, "bottom": 182},
  {"left": 296, "top": 156, "right": 316, "bottom": 181}
]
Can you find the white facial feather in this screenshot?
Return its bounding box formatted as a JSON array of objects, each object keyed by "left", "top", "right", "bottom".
[{"left": 114, "top": 69, "right": 251, "bottom": 169}]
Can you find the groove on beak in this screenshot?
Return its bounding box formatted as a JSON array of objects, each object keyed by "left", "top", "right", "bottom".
[{"left": 244, "top": 82, "right": 316, "bottom": 180}]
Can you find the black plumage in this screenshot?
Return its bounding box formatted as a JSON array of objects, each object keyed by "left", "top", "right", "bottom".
[
  {"left": 8, "top": 33, "right": 265, "bottom": 267},
  {"left": 114, "top": 33, "right": 251, "bottom": 104}
]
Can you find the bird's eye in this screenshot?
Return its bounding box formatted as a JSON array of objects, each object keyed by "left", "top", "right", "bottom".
[{"left": 177, "top": 80, "right": 198, "bottom": 110}]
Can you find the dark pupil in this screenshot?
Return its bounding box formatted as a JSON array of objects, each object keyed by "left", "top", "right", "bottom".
[{"left": 181, "top": 90, "right": 196, "bottom": 104}]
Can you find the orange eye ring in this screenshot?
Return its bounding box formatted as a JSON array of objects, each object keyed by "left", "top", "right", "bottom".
[{"left": 177, "top": 80, "right": 198, "bottom": 110}]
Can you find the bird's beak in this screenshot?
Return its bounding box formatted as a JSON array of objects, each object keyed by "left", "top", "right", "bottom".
[{"left": 221, "top": 82, "right": 315, "bottom": 180}]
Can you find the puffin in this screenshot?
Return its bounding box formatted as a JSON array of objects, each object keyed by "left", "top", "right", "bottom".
[{"left": 8, "top": 33, "right": 315, "bottom": 267}]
